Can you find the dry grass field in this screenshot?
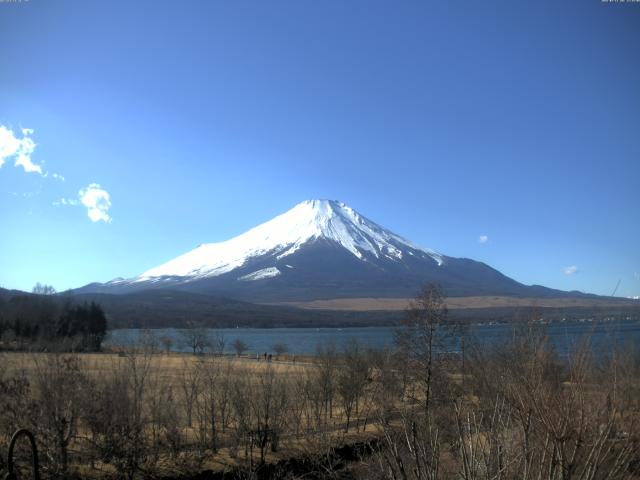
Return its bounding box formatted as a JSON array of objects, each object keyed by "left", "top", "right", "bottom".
[
  {"left": 1, "top": 351, "right": 310, "bottom": 380},
  {"left": 270, "top": 295, "right": 639, "bottom": 311}
]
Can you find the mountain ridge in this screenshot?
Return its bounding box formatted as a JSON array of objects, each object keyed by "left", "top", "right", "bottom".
[{"left": 74, "top": 199, "right": 605, "bottom": 302}]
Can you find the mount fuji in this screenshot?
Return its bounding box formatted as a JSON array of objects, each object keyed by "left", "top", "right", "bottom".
[{"left": 76, "top": 199, "right": 588, "bottom": 303}]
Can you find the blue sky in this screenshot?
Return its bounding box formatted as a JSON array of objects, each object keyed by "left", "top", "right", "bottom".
[{"left": 0, "top": 0, "right": 639, "bottom": 297}]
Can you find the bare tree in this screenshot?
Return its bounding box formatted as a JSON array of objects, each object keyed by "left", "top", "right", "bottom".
[
  {"left": 194, "top": 358, "right": 220, "bottom": 451},
  {"left": 32, "top": 282, "right": 57, "bottom": 295},
  {"left": 138, "top": 329, "right": 159, "bottom": 353},
  {"left": 395, "top": 283, "right": 457, "bottom": 414},
  {"left": 144, "top": 355, "right": 179, "bottom": 462},
  {"left": 159, "top": 335, "right": 173, "bottom": 354},
  {"left": 375, "top": 284, "right": 458, "bottom": 480},
  {"left": 229, "top": 372, "right": 251, "bottom": 459},
  {"left": 301, "top": 368, "right": 327, "bottom": 434},
  {"left": 83, "top": 351, "right": 153, "bottom": 480},
  {"left": 179, "top": 359, "right": 201, "bottom": 429},
  {"left": 315, "top": 342, "right": 338, "bottom": 424},
  {"left": 232, "top": 338, "right": 249, "bottom": 357},
  {"left": 0, "top": 359, "right": 35, "bottom": 474},
  {"left": 369, "top": 347, "right": 405, "bottom": 424},
  {"left": 272, "top": 343, "right": 288, "bottom": 360},
  {"left": 210, "top": 331, "right": 226, "bottom": 356},
  {"left": 180, "top": 327, "right": 211, "bottom": 355},
  {"left": 249, "top": 365, "right": 290, "bottom": 463},
  {"left": 32, "top": 354, "right": 84, "bottom": 477},
  {"left": 217, "top": 359, "right": 234, "bottom": 433},
  {"left": 337, "top": 339, "right": 370, "bottom": 432}
]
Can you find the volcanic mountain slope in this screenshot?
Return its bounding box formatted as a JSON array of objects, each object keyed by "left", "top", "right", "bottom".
[{"left": 76, "top": 199, "right": 594, "bottom": 302}]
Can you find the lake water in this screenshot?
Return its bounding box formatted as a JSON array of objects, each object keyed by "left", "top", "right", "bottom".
[{"left": 105, "top": 319, "right": 640, "bottom": 356}]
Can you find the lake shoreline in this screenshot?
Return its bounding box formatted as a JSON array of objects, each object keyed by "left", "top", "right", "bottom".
[{"left": 105, "top": 318, "right": 640, "bottom": 356}]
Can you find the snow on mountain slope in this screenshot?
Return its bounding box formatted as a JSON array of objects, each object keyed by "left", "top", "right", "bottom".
[
  {"left": 238, "top": 267, "right": 281, "bottom": 282},
  {"left": 135, "top": 199, "right": 443, "bottom": 283}
]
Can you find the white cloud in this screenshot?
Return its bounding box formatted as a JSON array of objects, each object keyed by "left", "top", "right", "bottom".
[
  {"left": 78, "top": 183, "right": 112, "bottom": 223},
  {"left": 10, "top": 190, "right": 41, "bottom": 198},
  {"left": 52, "top": 197, "right": 78, "bottom": 207},
  {"left": 3, "top": 124, "right": 113, "bottom": 223},
  {"left": 634, "top": 272, "right": 640, "bottom": 281},
  {"left": 563, "top": 265, "right": 578, "bottom": 275},
  {"left": 478, "top": 235, "right": 489, "bottom": 244},
  {"left": 0, "top": 125, "right": 44, "bottom": 175}
]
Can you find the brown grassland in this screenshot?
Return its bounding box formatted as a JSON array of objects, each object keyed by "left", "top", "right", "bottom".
[{"left": 270, "top": 296, "right": 638, "bottom": 311}]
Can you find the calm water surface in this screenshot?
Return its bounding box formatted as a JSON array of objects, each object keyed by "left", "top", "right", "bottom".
[{"left": 105, "top": 320, "right": 640, "bottom": 355}]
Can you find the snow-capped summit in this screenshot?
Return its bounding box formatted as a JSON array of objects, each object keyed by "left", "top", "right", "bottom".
[
  {"left": 76, "top": 199, "right": 546, "bottom": 301},
  {"left": 137, "top": 199, "right": 442, "bottom": 282}
]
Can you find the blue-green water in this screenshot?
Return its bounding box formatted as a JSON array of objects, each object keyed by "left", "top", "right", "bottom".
[{"left": 105, "top": 320, "right": 640, "bottom": 355}]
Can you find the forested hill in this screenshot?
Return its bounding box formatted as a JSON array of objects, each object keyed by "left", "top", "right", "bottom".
[
  {"left": 71, "top": 290, "right": 402, "bottom": 328},
  {"left": 71, "top": 289, "right": 640, "bottom": 328}
]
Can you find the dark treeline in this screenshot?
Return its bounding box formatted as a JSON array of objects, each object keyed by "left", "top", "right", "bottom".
[
  {"left": 71, "top": 290, "right": 640, "bottom": 329},
  {"left": 72, "top": 290, "right": 404, "bottom": 328},
  {"left": 0, "top": 286, "right": 107, "bottom": 351}
]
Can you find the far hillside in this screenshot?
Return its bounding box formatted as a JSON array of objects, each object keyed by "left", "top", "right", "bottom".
[{"left": 66, "top": 289, "right": 640, "bottom": 328}]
